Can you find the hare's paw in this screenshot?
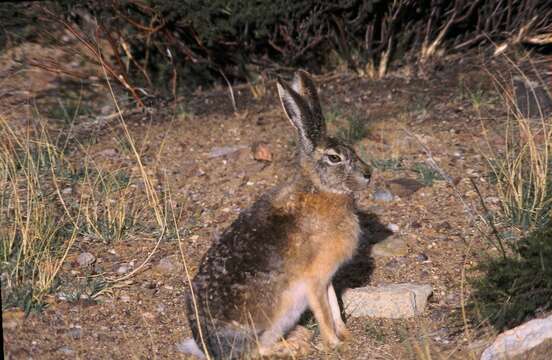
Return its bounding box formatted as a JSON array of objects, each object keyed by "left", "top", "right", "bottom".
[
  {"left": 322, "top": 334, "right": 342, "bottom": 351},
  {"left": 336, "top": 325, "right": 351, "bottom": 341}
]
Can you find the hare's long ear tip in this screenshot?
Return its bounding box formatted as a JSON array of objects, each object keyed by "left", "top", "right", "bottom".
[
  {"left": 276, "top": 79, "right": 284, "bottom": 92},
  {"left": 276, "top": 78, "right": 294, "bottom": 99}
]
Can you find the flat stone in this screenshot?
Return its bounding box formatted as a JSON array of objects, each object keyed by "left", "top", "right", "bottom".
[
  {"left": 481, "top": 314, "right": 552, "bottom": 360},
  {"left": 343, "top": 283, "right": 433, "bottom": 319},
  {"left": 387, "top": 178, "right": 424, "bottom": 198},
  {"left": 371, "top": 235, "right": 408, "bottom": 257},
  {"left": 58, "top": 347, "right": 75, "bottom": 355},
  {"left": 208, "top": 145, "right": 248, "bottom": 158}
]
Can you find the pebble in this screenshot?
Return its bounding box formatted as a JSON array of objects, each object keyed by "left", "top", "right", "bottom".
[
  {"left": 208, "top": 145, "right": 247, "bottom": 158},
  {"left": 252, "top": 142, "right": 272, "bottom": 162},
  {"left": 67, "top": 326, "right": 82, "bottom": 339},
  {"left": 116, "top": 264, "right": 131, "bottom": 274},
  {"left": 155, "top": 256, "right": 177, "bottom": 274},
  {"left": 96, "top": 148, "right": 118, "bottom": 157},
  {"left": 58, "top": 347, "right": 75, "bottom": 355},
  {"left": 386, "top": 223, "right": 400, "bottom": 233},
  {"left": 372, "top": 188, "right": 394, "bottom": 202},
  {"left": 77, "top": 252, "right": 96, "bottom": 267},
  {"left": 415, "top": 253, "right": 429, "bottom": 262}
]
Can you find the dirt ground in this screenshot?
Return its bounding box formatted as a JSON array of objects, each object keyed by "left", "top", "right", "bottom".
[{"left": 2, "top": 40, "right": 541, "bottom": 359}]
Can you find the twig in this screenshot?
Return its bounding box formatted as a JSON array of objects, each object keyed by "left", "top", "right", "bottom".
[
  {"left": 219, "top": 68, "right": 238, "bottom": 113},
  {"left": 469, "top": 178, "right": 507, "bottom": 258}
]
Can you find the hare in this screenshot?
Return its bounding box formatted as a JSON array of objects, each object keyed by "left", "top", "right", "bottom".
[{"left": 184, "top": 71, "right": 372, "bottom": 359}]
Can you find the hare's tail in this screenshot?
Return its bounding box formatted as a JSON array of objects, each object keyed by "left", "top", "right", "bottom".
[{"left": 177, "top": 338, "right": 206, "bottom": 359}]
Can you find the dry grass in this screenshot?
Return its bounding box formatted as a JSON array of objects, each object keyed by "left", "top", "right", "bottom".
[
  {"left": 483, "top": 60, "right": 551, "bottom": 234},
  {"left": 0, "top": 118, "right": 80, "bottom": 311},
  {"left": 0, "top": 101, "right": 177, "bottom": 312},
  {"left": 470, "top": 56, "right": 552, "bottom": 333}
]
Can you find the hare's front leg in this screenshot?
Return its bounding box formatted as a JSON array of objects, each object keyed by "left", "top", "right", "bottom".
[
  {"left": 328, "top": 284, "right": 350, "bottom": 340},
  {"left": 307, "top": 281, "right": 341, "bottom": 348}
]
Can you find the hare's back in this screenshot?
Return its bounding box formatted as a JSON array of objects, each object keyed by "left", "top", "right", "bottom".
[{"left": 192, "top": 196, "right": 296, "bottom": 318}]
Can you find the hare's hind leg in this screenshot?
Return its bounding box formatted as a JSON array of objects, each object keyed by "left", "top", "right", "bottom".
[
  {"left": 257, "top": 281, "right": 309, "bottom": 356},
  {"left": 307, "top": 281, "right": 341, "bottom": 348},
  {"left": 328, "top": 284, "right": 350, "bottom": 340}
]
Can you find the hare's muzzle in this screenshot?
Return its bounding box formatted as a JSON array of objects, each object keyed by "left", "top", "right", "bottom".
[
  {"left": 350, "top": 157, "right": 372, "bottom": 190},
  {"left": 358, "top": 158, "right": 372, "bottom": 184}
]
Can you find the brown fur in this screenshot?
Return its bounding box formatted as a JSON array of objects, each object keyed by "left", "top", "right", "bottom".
[{"left": 185, "top": 71, "right": 371, "bottom": 359}]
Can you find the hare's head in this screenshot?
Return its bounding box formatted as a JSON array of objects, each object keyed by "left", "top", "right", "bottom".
[{"left": 277, "top": 71, "right": 372, "bottom": 195}]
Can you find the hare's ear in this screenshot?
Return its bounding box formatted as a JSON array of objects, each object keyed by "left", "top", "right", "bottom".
[
  {"left": 277, "top": 79, "right": 323, "bottom": 154},
  {"left": 291, "top": 70, "right": 324, "bottom": 123}
]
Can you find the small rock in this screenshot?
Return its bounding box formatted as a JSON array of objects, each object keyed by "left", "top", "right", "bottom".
[
  {"left": 58, "top": 347, "right": 75, "bottom": 355},
  {"left": 373, "top": 188, "right": 394, "bottom": 202},
  {"left": 343, "top": 283, "right": 433, "bottom": 319},
  {"left": 77, "top": 252, "right": 96, "bottom": 267},
  {"left": 252, "top": 142, "right": 272, "bottom": 162},
  {"left": 67, "top": 326, "right": 82, "bottom": 339},
  {"left": 371, "top": 235, "right": 408, "bottom": 257},
  {"left": 120, "top": 294, "right": 131, "bottom": 302},
  {"left": 481, "top": 314, "right": 552, "bottom": 360},
  {"left": 387, "top": 178, "right": 424, "bottom": 198},
  {"left": 142, "top": 312, "right": 156, "bottom": 321},
  {"left": 415, "top": 253, "right": 429, "bottom": 262},
  {"left": 155, "top": 256, "right": 177, "bottom": 274},
  {"left": 61, "top": 187, "right": 72, "bottom": 195},
  {"left": 116, "top": 263, "right": 131, "bottom": 274},
  {"left": 386, "top": 223, "right": 399, "bottom": 233},
  {"left": 97, "top": 148, "right": 118, "bottom": 157},
  {"left": 436, "top": 221, "right": 452, "bottom": 232},
  {"left": 208, "top": 145, "right": 248, "bottom": 158}
]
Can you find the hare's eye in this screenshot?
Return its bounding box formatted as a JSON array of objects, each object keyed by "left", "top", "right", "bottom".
[{"left": 326, "top": 154, "right": 342, "bottom": 164}]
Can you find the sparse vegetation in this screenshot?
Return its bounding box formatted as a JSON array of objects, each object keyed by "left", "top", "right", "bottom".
[
  {"left": 473, "top": 225, "right": 552, "bottom": 331},
  {"left": 0, "top": 119, "right": 79, "bottom": 312},
  {"left": 411, "top": 162, "right": 444, "bottom": 186},
  {"left": 471, "top": 62, "right": 552, "bottom": 332},
  {"left": 371, "top": 158, "right": 405, "bottom": 171},
  {"left": 336, "top": 113, "right": 368, "bottom": 144}
]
